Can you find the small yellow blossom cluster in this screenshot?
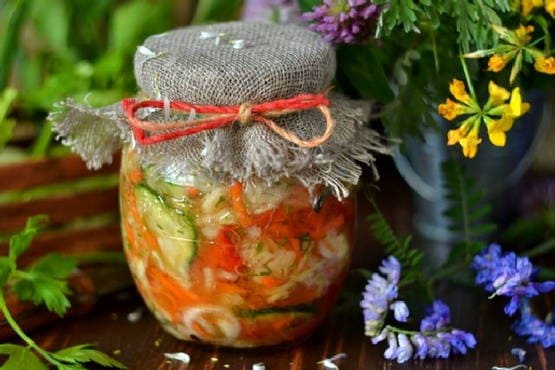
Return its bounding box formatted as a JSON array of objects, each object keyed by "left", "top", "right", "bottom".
[
  {"left": 465, "top": 24, "right": 555, "bottom": 83},
  {"left": 442, "top": 6, "right": 553, "bottom": 160},
  {"left": 438, "top": 80, "right": 530, "bottom": 158},
  {"left": 519, "top": 0, "right": 555, "bottom": 17}
]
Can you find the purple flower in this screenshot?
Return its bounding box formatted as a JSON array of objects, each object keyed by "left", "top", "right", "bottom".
[
  {"left": 241, "top": 0, "right": 300, "bottom": 23},
  {"left": 512, "top": 299, "right": 555, "bottom": 347},
  {"left": 511, "top": 347, "right": 526, "bottom": 363},
  {"left": 411, "top": 300, "right": 476, "bottom": 360},
  {"left": 361, "top": 256, "right": 405, "bottom": 336},
  {"left": 302, "top": 0, "right": 381, "bottom": 44},
  {"left": 472, "top": 244, "right": 555, "bottom": 316},
  {"left": 420, "top": 300, "right": 451, "bottom": 332},
  {"left": 391, "top": 301, "right": 409, "bottom": 322}
]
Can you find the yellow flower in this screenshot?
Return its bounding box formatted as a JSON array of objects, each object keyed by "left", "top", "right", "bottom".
[
  {"left": 447, "top": 117, "right": 474, "bottom": 145},
  {"left": 488, "top": 81, "right": 511, "bottom": 105},
  {"left": 509, "top": 87, "right": 531, "bottom": 117},
  {"left": 547, "top": 0, "right": 555, "bottom": 17},
  {"left": 438, "top": 98, "right": 469, "bottom": 121},
  {"left": 449, "top": 79, "right": 472, "bottom": 104},
  {"left": 485, "top": 114, "right": 514, "bottom": 147},
  {"left": 459, "top": 126, "right": 482, "bottom": 159},
  {"left": 515, "top": 24, "right": 535, "bottom": 43},
  {"left": 521, "top": 0, "right": 544, "bottom": 16},
  {"left": 487, "top": 54, "right": 509, "bottom": 72},
  {"left": 441, "top": 79, "right": 531, "bottom": 159},
  {"left": 534, "top": 55, "right": 555, "bottom": 74}
]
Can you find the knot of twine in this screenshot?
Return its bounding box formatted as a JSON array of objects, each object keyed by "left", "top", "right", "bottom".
[{"left": 121, "top": 92, "right": 334, "bottom": 148}]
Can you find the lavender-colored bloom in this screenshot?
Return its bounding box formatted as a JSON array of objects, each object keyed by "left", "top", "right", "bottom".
[
  {"left": 512, "top": 299, "right": 555, "bottom": 347},
  {"left": 409, "top": 300, "right": 476, "bottom": 360},
  {"left": 510, "top": 347, "right": 526, "bottom": 363},
  {"left": 361, "top": 256, "right": 402, "bottom": 336},
  {"left": 391, "top": 300, "right": 409, "bottom": 322},
  {"left": 383, "top": 332, "right": 398, "bottom": 360},
  {"left": 241, "top": 0, "right": 300, "bottom": 23},
  {"left": 472, "top": 243, "right": 555, "bottom": 316},
  {"left": 361, "top": 259, "right": 476, "bottom": 363},
  {"left": 420, "top": 300, "right": 451, "bottom": 332},
  {"left": 446, "top": 329, "right": 477, "bottom": 354},
  {"left": 396, "top": 334, "right": 414, "bottom": 363},
  {"left": 302, "top": 0, "right": 381, "bottom": 44}
]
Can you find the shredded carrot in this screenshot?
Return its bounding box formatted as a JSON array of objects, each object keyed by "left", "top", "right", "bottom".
[
  {"left": 258, "top": 276, "right": 284, "bottom": 288},
  {"left": 229, "top": 182, "right": 253, "bottom": 227},
  {"left": 146, "top": 256, "right": 201, "bottom": 322},
  {"left": 185, "top": 186, "right": 201, "bottom": 198},
  {"left": 288, "top": 238, "right": 303, "bottom": 260},
  {"left": 128, "top": 169, "right": 143, "bottom": 184},
  {"left": 310, "top": 214, "right": 345, "bottom": 240}
]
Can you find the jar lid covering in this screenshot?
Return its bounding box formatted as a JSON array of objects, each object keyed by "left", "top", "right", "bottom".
[
  {"left": 135, "top": 22, "right": 335, "bottom": 105},
  {"left": 49, "top": 22, "right": 388, "bottom": 199}
]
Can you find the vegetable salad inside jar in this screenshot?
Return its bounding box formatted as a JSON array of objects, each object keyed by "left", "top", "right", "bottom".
[
  {"left": 120, "top": 148, "right": 355, "bottom": 346},
  {"left": 51, "top": 22, "right": 387, "bottom": 347}
]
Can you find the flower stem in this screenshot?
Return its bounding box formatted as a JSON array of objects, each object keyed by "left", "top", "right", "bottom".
[
  {"left": 460, "top": 56, "right": 477, "bottom": 100},
  {"left": 428, "top": 260, "right": 470, "bottom": 283},
  {"left": 0, "top": 292, "right": 63, "bottom": 367},
  {"left": 385, "top": 325, "right": 420, "bottom": 336},
  {"left": 72, "top": 251, "right": 127, "bottom": 266},
  {"left": 523, "top": 239, "right": 555, "bottom": 258}
]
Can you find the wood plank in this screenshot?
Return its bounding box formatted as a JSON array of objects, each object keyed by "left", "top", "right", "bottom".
[
  {"left": 0, "top": 154, "right": 120, "bottom": 191},
  {"left": 0, "top": 188, "right": 119, "bottom": 232},
  {"left": 12, "top": 224, "right": 123, "bottom": 266}
]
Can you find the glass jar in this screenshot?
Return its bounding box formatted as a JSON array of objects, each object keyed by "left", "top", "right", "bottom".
[{"left": 120, "top": 147, "right": 356, "bottom": 347}]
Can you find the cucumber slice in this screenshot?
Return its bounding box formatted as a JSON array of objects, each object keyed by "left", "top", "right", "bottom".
[
  {"left": 235, "top": 304, "right": 315, "bottom": 318},
  {"left": 135, "top": 184, "right": 197, "bottom": 274}
]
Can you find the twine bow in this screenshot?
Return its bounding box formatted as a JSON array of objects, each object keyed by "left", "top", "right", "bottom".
[{"left": 121, "top": 93, "right": 334, "bottom": 147}]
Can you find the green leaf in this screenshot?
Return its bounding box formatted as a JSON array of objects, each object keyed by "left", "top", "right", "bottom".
[
  {"left": 337, "top": 44, "right": 395, "bottom": 103},
  {"left": 0, "top": 257, "right": 11, "bottom": 287},
  {"left": 30, "top": 254, "right": 77, "bottom": 280},
  {"left": 191, "top": 0, "right": 244, "bottom": 24},
  {"left": 297, "top": 0, "right": 320, "bottom": 12},
  {"left": 0, "top": 344, "right": 47, "bottom": 370},
  {"left": 8, "top": 215, "right": 48, "bottom": 266},
  {"left": 441, "top": 160, "right": 496, "bottom": 261},
  {"left": 0, "top": 87, "right": 17, "bottom": 151},
  {"left": 13, "top": 271, "right": 71, "bottom": 316},
  {"left": 30, "top": 121, "right": 54, "bottom": 158},
  {"left": 54, "top": 344, "right": 127, "bottom": 369},
  {"left": 30, "top": 0, "right": 73, "bottom": 62},
  {"left": 366, "top": 193, "right": 423, "bottom": 285},
  {"left": 110, "top": 0, "right": 173, "bottom": 53},
  {"left": 0, "top": 0, "right": 29, "bottom": 90}
]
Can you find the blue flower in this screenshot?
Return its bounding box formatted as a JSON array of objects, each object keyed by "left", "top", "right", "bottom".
[
  {"left": 361, "top": 256, "right": 406, "bottom": 336},
  {"left": 510, "top": 347, "right": 526, "bottom": 363},
  {"left": 472, "top": 243, "right": 555, "bottom": 315},
  {"left": 383, "top": 333, "right": 413, "bottom": 363},
  {"left": 512, "top": 299, "right": 555, "bottom": 347},
  {"left": 420, "top": 300, "right": 451, "bottom": 331},
  {"left": 391, "top": 300, "right": 410, "bottom": 322}
]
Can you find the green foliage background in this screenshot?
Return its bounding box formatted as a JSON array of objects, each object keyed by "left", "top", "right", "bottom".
[{"left": 0, "top": 0, "right": 244, "bottom": 159}]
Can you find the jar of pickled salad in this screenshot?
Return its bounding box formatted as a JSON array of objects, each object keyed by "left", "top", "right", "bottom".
[{"left": 51, "top": 22, "right": 387, "bottom": 347}]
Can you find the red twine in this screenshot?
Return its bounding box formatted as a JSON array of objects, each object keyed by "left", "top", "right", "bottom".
[{"left": 121, "top": 93, "right": 335, "bottom": 148}]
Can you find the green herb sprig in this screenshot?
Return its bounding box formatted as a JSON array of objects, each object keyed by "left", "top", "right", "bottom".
[
  {"left": 366, "top": 195, "right": 423, "bottom": 287},
  {"left": 0, "top": 216, "right": 126, "bottom": 370}
]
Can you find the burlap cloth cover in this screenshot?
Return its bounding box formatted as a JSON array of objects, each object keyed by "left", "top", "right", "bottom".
[{"left": 49, "top": 22, "right": 388, "bottom": 199}]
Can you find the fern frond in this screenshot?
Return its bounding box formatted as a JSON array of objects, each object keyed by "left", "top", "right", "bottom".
[
  {"left": 442, "top": 161, "right": 496, "bottom": 259},
  {"left": 367, "top": 198, "right": 422, "bottom": 285}
]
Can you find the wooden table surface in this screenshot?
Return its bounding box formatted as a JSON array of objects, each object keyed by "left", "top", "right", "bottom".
[{"left": 30, "top": 165, "right": 555, "bottom": 370}]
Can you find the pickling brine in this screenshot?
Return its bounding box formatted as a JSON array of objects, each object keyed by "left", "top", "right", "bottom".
[{"left": 120, "top": 148, "right": 356, "bottom": 347}]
